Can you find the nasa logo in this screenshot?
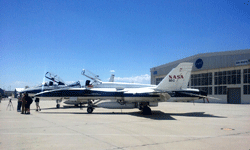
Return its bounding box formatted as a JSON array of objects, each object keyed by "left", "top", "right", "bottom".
[
  {"left": 169, "top": 75, "right": 184, "bottom": 82},
  {"left": 169, "top": 75, "right": 174, "bottom": 82},
  {"left": 169, "top": 75, "right": 184, "bottom": 79},
  {"left": 195, "top": 58, "right": 203, "bottom": 69}
]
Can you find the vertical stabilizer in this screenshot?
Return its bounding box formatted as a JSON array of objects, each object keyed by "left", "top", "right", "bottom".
[
  {"left": 156, "top": 62, "right": 193, "bottom": 91},
  {"left": 109, "top": 74, "right": 115, "bottom": 82}
]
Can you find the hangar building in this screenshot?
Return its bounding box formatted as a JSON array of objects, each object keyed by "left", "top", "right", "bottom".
[{"left": 150, "top": 49, "right": 250, "bottom": 104}]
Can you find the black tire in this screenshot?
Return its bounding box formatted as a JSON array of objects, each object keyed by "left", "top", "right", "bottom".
[
  {"left": 56, "top": 104, "right": 60, "bottom": 108},
  {"left": 87, "top": 107, "right": 93, "bottom": 113}
]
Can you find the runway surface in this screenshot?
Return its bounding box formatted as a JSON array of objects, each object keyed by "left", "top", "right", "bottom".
[{"left": 0, "top": 98, "right": 249, "bottom": 150}]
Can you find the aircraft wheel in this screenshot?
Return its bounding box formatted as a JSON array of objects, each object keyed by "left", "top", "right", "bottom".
[
  {"left": 56, "top": 104, "right": 60, "bottom": 108},
  {"left": 87, "top": 107, "right": 93, "bottom": 113}
]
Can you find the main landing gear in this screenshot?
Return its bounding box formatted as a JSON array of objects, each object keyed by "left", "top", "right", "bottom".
[
  {"left": 85, "top": 100, "right": 152, "bottom": 115},
  {"left": 139, "top": 102, "right": 152, "bottom": 115},
  {"left": 87, "top": 100, "right": 95, "bottom": 113},
  {"left": 86, "top": 99, "right": 101, "bottom": 113},
  {"left": 87, "top": 107, "right": 93, "bottom": 113},
  {"left": 56, "top": 99, "right": 62, "bottom": 108}
]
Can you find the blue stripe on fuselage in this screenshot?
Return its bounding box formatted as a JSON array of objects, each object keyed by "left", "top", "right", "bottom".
[
  {"left": 21, "top": 89, "right": 46, "bottom": 94},
  {"left": 37, "top": 89, "right": 160, "bottom": 98}
]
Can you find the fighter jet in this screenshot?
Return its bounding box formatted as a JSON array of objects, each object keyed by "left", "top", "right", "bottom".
[
  {"left": 35, "top": 63, "right": 194, "bottom": 114},
  {"left": 82, "top": 67, "right": 209, "bottom": 102}
]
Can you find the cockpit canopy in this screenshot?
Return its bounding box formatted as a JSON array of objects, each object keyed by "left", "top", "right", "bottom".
[
  {"left": 67, "top": 81, "right": 81, "bottom": 87},
  {"left": 45, "top": 72, "right": 65, "bottom": 86}
]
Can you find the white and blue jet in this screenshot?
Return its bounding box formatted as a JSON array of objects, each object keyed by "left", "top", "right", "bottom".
[{"left": 35, "top": 63, "right": 194, "bottom": 114}]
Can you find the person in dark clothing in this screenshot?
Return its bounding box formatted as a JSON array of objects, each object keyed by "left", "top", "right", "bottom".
[
  {"left": 35, "top": 97, "right": 41, "bottom": 111},
  {"left": 21, "top": 94, "right": 27, "bottom": 114},
  {"left": 22, "top": 93, "right": 33, "bottom": 114}
]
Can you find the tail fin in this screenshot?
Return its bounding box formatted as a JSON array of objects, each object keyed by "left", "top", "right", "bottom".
[
  {"left": 156, "top": 62, "right": 193, "bottom": 91},
  {"left": 109, "top": 74, "right": 115, "bottom": 82}
]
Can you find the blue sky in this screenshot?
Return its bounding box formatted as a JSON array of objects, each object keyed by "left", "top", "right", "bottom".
[{"left": 0, "top": 0, "right": 249, "bottom": 90}]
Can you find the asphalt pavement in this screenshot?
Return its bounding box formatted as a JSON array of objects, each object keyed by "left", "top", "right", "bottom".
[{"left": 0, "top": 98, "right": 249, "bottom": 150}]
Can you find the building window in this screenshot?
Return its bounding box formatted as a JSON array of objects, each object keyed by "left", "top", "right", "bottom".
[
  {"left": 214, "top": 69, "right": 241, "bottom": 85},
  {"left": 215, "top": 77, "right": 218, "bottom": 85},
  {"left": 191, "top": 73, "right": 213, "bottom": 95},
  {"left": 222, "top": 86, "right": 227, "bottom": 95},
  {"left": 243, "top": 74, "right": 247, "bottom": 83},
  {"left": 222, "top": 76, "right": 226, "bottom": 84},
  {"left": 218, "top": 76, "right": 222, "bottom": 85},
  {"left": 208, "top": 87, "right": 212, "bottom": 95},
  {"left": 227, "top": 76, "right": 231, "bottom": 84},
  {"left": 232, "top": 75, "right": 236, "bottom": 84},
  {"left": 191, "top": 73, "right": 212, "bottom": 86},
  {"left": 243, "top": 69, "right": 250, "bottom": 95},
  {"left": 218, "top": 86, "right": 222, "bottom": 95},
  {"left": 214, "top": 86, "right": 227, "bottom": 95},
  {"left": 243, "top": 85, "right": 250, "bottom": 95},
  {"left": 243, "top": 69, "right": 250, "bottom": 84},
  {"left": 208, "top": 73, "right": 212, "bottom": 85},
  {"left": 156, "top": 78, "right": 163, "bottom": 85},
  {"left": 237, "top": 74, "right": 241, "bottom": 84}
]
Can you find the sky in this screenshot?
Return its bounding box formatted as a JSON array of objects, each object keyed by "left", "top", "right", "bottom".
[{"left": 0, "top": 0, "right": 250, "bottom": 90}]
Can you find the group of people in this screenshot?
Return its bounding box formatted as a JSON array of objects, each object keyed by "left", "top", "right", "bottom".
[{"left": 17, "top": 93, "right": 41, "bottom": 114}]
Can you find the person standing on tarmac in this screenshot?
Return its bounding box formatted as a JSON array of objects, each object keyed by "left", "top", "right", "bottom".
[
  {"left": 17, "top": 94, "right": 22, "bottom": 112},
  {"left": 21, "top": 93, "right": 27, "bottom": 114},
  {"left": 35, "top": 97, "right": 41, "bottom": 111},
  {"left": 21, "top": 93, "right": 33, "bottom": 114},
  {"left": 25, "top": 93, "right": 33, "bottom": 114}
]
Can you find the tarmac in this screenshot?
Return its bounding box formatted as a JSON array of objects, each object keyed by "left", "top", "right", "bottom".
[{"left": 0, "top": 98, "right": 250, "bottom": 150}]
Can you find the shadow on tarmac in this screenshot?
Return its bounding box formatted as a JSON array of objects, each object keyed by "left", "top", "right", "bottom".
[
  {"left": 129, "top": 111, "right": 227, "bottom": 120},
  {"left": 38, "top": 107, "right": 227, "bottom": 120},
  {"left": 38, "top": 105, "right": 86, "bottom": 110}
]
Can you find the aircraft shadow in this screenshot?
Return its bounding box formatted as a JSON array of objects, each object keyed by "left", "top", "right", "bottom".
[
  {"left": 33, "top": 105, "right": 86, "bottom": 110},
  {"left": 125, "top": 111, "right": 226, "bottom": 120},
  {"left": 39, "top": 109, "right": 226, "bottom": 121}
]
